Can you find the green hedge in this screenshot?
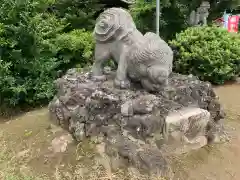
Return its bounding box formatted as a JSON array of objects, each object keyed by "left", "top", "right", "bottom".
[
  {"left": 52, "top": 29, "right": 94, "bottom": 68},
  {"left": 0, "top": 0, "right": 94, "bottom": 108},
  {"left": 169, "top": 26, "right": 240, "bottom": 84}
]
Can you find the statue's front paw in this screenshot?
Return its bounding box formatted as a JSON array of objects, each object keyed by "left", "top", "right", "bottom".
[
  {"left": 114, "top": 78, "right": 130, "bottom": 89},
  {"left": 90, "top": 74, "right": 106, "bottom": 82}
]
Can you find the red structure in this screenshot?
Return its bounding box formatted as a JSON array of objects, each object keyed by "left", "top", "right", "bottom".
[
  {"left": 228, "top": 15, "right": 240, "bottom": 32},
  {"left": 213, "top": 17, "right": 224, "bottom": 26}
]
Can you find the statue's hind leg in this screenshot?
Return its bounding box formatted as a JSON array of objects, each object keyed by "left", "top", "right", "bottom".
[{"left": 91, "top": 43, "right": 111, "bottom": 81}]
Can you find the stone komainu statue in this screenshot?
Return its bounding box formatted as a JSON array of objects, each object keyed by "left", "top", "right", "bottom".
[
  {"left": 91, "top": 7, "right": 173, "bottom": 91},
  {"left": 189, "top": 1, "right": 210, "bottom": 26}
]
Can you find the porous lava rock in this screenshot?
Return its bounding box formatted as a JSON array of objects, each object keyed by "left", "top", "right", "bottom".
[{"left": 48, "top": 68, "right": 225, "bottom": 178}]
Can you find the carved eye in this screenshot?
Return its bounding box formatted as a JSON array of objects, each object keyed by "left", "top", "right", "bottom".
[
  {"left": 99, "top": 21, "right": 105, "bottom": 27},
  {"left": 99, "top": 20, "right": 108, "bottom": 28}
]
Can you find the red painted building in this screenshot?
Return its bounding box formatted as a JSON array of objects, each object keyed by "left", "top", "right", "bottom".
[{"left": 228, "top": 15, "right": 240, "bottom": 32}]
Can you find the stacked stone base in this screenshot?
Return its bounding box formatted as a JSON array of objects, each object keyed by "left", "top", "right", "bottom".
[{"left": 48, "top": 69, "right": 225, "bottom": 178}]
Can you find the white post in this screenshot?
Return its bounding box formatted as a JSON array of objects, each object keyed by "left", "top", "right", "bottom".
[{"left": 156, "top": 0, "right": 160, "bottom": 35}]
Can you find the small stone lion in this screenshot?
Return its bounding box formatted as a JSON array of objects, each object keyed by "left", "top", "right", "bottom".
[{"left": 91, "top": 7, "right": 173, "bottom": 91}]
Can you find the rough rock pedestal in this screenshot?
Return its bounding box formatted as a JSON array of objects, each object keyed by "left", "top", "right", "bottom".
[{"left": 48, "top": 68, "right": 225, "bottom": 178}]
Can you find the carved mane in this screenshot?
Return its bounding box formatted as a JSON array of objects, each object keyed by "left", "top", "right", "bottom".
[{"left": 94, "top": 8, "right": 137, "bottom": 42}]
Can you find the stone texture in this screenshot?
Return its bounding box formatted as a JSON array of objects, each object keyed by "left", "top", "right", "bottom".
[
  {"left": 48, "top": 68, "right": 225, "bottom": 177},
  {"left": 91, "top": 8, "right": 173, "bottom": 91},
  {"left": 157, "top": 107, "right": 210, "bottom": 154},
  {"left": 189, "top": 1, "right": 210, "bottom": 26},
  {"left": 236, "top": 77, "right": 240, "bottom": 84},
  {"left": 165, "top": 107, "right": 210, "bottom": 141}
]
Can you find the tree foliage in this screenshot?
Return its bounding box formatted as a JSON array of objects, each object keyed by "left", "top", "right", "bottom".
[
  {"left": 130, "top": 0, "right": 240, "bottom": 40},
  {"left": 49, "top": 0, "right": 104, "bottom": 31},
  {"left": 129, "top": 0, "right": 201, "bottom": 40},
  {"left": 208, "top": 0, "right": 240, "bottom": 20}
]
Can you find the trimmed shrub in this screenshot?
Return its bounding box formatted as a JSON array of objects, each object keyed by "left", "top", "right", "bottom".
[
  {"left": 0, "top": 13, "right": 64, "bottom": 106},
  {"left": 169, "top": 26, "right": 240, "bottom": 84},
  {"left": 0, "top": 0, "right": 94, "bottom": 108},
  {"left": 51, "top": 29, "right": 94, "bottom": 69}
]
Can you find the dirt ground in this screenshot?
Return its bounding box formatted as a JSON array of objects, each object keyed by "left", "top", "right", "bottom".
[{"left": 0, "top": 84, "right": 240, "bottom": 180}]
